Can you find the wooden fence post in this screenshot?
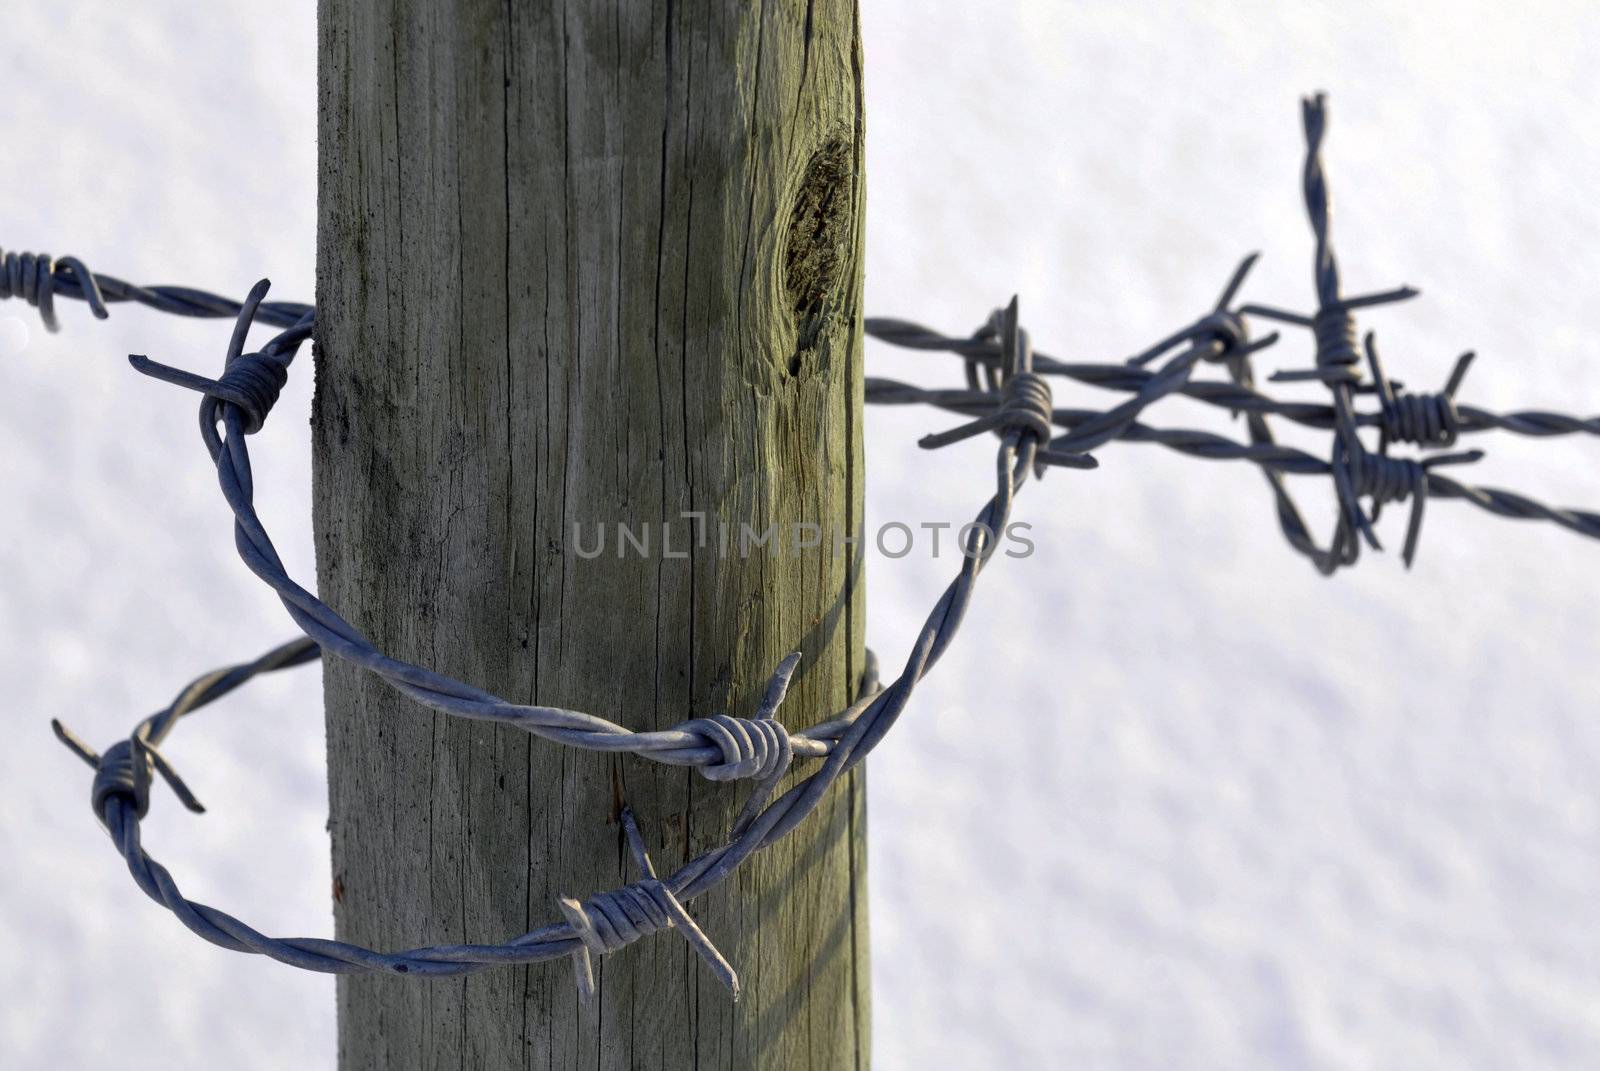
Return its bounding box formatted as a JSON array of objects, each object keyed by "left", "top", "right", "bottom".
[{"left": 313, "top": 1, "right": 867, "bottom": 1065}]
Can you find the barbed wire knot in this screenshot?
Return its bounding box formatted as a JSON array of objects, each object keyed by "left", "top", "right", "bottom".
[
  {"left": 993, "top": 370, "right": 1055, "bottom": 444},
  {"left": 1349, "top": 449, "right": 1424, "bottom": 506},
  {"left": 1128, "top": 255, "right": 1280, "bottom": 371},
  {"left": 1342, "top": 441, "right": 1484, "bottom": 567},
  {"left": 1252, "top": 294, "right": 1419, "bottom": 390},
  {"left": 685, "top": 652, "right": 805, "bottom": 837},
  {"left": 1380, "top": 388, "right": 1460, "bottom": 446},
  {"left": 557, "top": 808, "right": 739, "bottom": 1002},
  {"left": 91, "top": 739, "right": 152, "bottom": 820},
  {"left": 1, "top": 249, "right": 108, "bottom": 333},
  {"left": 1364, "top": 333, "right": 1476, "bottom": 449},
  {"left": 1311, "top": 305, "right": 1362, "bottom": 382},
  {"left": 687, "top": 713, "right": 792, "bottom": 783},
  {"left": 129, "top": 349, "right": 288, "bottom": 435},
  {"left": 920, "top": 298, "right": 1095, "bottom": 474},
  {"left": 1192, "top": 310, "right": 1249, "bottom": 362},
  {"left": 128, "top": 279, "right": 291, "bottom": 434},
  {"left": 51, "top": 720, "right": 207, "bottom": 823}
]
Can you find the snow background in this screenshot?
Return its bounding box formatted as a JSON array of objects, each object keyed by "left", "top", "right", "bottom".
[{"left": 4, "top": 2, "right": 1599, "bottom": 1067}]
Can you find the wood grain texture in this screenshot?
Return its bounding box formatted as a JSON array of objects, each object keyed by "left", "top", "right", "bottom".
[{"left": 313, "top": 1, "right": 866, "bottom": 1066}]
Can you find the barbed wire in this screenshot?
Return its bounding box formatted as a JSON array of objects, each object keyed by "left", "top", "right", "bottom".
[
  {"left": 44, "top": 287, "right": 1057, "bottom": 987},
  {"left": 20, "top": 94, "right": 1599, "bottom": 998},
  {"left": 861, "top": 322, "right": 1600, "bottom": 441},
  {"left": 867, "top": 95, "right": 1600, "bottom": 572}
]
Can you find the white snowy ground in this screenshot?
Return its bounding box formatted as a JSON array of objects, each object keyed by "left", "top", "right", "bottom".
[{"left": 3, "top": 3, "right": 1599, "bottom": 1068}]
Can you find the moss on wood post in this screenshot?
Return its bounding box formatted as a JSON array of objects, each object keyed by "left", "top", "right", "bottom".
[{"left": 313, "top": 1, "right": 867, "bottom": 1066}]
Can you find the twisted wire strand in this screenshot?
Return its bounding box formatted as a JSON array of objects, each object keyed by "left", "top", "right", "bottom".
[
  {"left": 56, "top": 630, "right": 882, "bottom": 978},
  {"left": 866, "top": 377, "right": 1600, "bottom": 540},
  {"left": 863, "top": 317, "right": 1600, "bottom": 443},
  {"left": 0, "top": 249, "right": 312, "bottom": 332},
  {"left": 1455, "top": 406, "right": 1600, "bottom": 437}
]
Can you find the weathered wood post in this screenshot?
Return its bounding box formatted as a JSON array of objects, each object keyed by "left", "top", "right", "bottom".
[{"left": 313, "top": 2, "right": 867, "bottom": 1067}]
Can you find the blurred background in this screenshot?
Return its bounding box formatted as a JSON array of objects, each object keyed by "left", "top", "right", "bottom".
[{"left": 4, "top": 2, "right": 1599, "bottom": 1067}]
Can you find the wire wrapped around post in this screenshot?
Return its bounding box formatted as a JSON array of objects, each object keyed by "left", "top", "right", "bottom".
[{"left": 24, "top": 92, "right": 1600, "bottom": 998}]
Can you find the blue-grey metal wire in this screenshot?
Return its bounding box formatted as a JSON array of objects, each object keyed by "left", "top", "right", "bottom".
[
  {"left": 46, "top": 290, "right": 1055, "bottom": 985},
  {"left": 866, "top": 97, "right": 1600, "bottom": 570},
  {"left": 23, "top": 93, "right": 1600, "bottom": 995}
]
